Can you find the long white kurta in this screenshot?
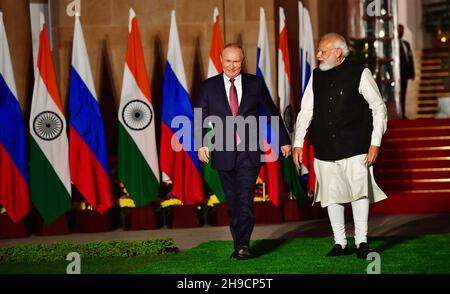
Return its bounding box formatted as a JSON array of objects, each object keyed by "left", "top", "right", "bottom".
[{"left": 293, "top": 67, "right": 388, "bottom": 208}]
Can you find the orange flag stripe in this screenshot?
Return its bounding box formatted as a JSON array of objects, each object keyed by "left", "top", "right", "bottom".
[
  {"left": 36, "top": 24, "right": 64, "bottom": 113},
  {"left": 126, "top": 17, "right": 152, "bottom": 103},
  {"left": 210, "top": 15, "right": 223, "bottom": 73},
  {"left": 279, "top": 25, "right": 294, "bottom": 105}
]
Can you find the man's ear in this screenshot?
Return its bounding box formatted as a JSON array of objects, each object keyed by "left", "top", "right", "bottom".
[{"left": 336, "top": 48, "right": 343, "bottom": 59}]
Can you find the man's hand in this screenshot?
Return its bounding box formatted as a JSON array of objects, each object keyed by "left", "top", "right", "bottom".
[
  {"left": 292, "top": 147, "right": 303, "bottom": 170},
  {"left": 367, "top": 145, "right": 380, "bottom": 166},
  {"left": 198, "top": 147, "right": 210, "bottom": 163},
  {"left": 281, "top": 145, "right": 291, "bottom": 159}
]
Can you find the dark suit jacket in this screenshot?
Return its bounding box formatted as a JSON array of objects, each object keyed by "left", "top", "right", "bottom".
[
  {"left": 400, "top": 40, "right": 415, "bottom": 81},
  {"left": 195, "top": 72, "right": 290, "bottom": 171}
]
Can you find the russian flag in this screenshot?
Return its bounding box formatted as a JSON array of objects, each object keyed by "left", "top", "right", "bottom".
[
  {"left": 69, "top": 14, "right": 114, "bottom": 213},
  {"left": 299, "top": 1, "right": 315, "bottom": 96},
  {"left": 0, "top": 12, "right": 31, "bottom": 222},
  {"left": 299, "top": 2, "right": 316, "bottom": 192},
  {"left": 256, "top": 7, "right": 282, "bottom": 207},
  {"left": 160, "top": 11, "right": 204, "bottom": 204}
]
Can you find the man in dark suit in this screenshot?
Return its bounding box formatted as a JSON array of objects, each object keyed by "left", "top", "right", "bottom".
[
  {"left": 196, "top": 43, "right": 291, "bottom": 260},
  {"left": 399, "top": 24, "right": 415, "bottom": 119}
]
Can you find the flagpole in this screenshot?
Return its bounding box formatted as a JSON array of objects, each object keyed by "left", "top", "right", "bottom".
[
  {"left": 263, "top": 182, "right": 266, "bottom": 202},
  {"left": 222, "top": 1, "right": 226, "bottom": 43}
]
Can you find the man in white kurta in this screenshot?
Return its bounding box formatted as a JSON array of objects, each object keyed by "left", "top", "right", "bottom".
[{"left": 293, "top": 33, "right": 388, "bottom": 259}]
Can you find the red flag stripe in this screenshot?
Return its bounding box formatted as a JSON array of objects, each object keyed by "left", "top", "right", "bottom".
[
  {"left": 258, "top": 140, "right": 282, "bottom": 206},
  {"left": 0, "top": 145, "right": 31, "bottom": 222},
  {"left": 160, "top": 123, "right": 204, "bottom": 204},
  {"left": 69, "top": 127, "right": 114, "bottom": 214}
]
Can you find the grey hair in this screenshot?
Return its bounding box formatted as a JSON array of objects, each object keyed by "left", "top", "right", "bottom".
[
  {"left": 221, "top": 43, "right": 245, "bottom": 58},
  {"left": 320, "top": 33, "right": 350, "bottom": 57}
]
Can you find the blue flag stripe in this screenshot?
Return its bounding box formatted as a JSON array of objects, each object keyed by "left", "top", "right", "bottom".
[
  {"left": 305, "top": 51, "right": 312, "bottom": 89},
  {"left": 256, "top": 48, "right": 263, "bottom": 77},
  {"left": 300, "top": 48, "right": 303, "bottom": 94},
  {"left": 69, "top": 67, "right": 109, "bottom": 173},
  {"left": 0, "top": 73, "right": 29, "bottom": 182},
  {"left": 256, "top": 54, "right": 279, "bottom": 152}
]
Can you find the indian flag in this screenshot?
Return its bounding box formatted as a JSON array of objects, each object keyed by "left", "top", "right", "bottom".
[
  {"left": 279, "top": 7, "right": 306, "bottom": 205},
  {"left": 29, "top": 13, "right": 71, "bottom": 224},
  {"left": 203, "top": 7, "right": 226, "bottom": 202},
  {"left": 118, "top": 8, "right": 160, "bottom": 206}
]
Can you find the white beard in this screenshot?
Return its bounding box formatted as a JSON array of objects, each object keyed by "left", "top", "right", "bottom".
[{"left": 319, "top": 60, "right": 337, "bottom": 71}]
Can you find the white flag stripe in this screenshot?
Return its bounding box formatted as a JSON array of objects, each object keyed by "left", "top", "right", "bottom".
[
  {"left": 278, "top": 6, "right": 285, "bottom": 33},
  {"left": 257, "top": 7, "right": 273, "bottom": 100},
  {"left": 303, "top": 7, "right": 315, "bottom": 70},
  {"left": 299, "top": 3, "right": 315, "bottom": 92},
  {"left": 39, "top": 12, "right": 46, "bottom": 32},
  {"left": 299, "top": 2, "right": 305, "bottom": 91},
  {"left": 207, "top": 58, "right": 219, "bottom": 77},
  {"left": 0, "top": 12, "right": 18, "bottom": 99},
  {"left": 167, "top": 10, "right": 188, "bottom": 91},
  {"left": 30, "top": 73, "right": 71, "bottom": 194},
  {"left": 278, "top": 71, "right": 291, "bottom": 126},
  {"left": 72, "top": 15, "right": 97, "bottom": 100},
  {"left": 128, "top": 8, "right": 136, "bottom": 33},
  {"left": 118, "top": 64, "right": 160, "bottom": 181},
  {"left": 212, "top": 7, "right": 219, "bottom": 22}
]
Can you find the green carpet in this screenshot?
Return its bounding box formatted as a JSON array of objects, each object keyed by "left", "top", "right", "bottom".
[
  {"left": 0, "top": 255, "right": 167, "bottom": 274},
  {"left": 1, "top": 235, "right": 449, "bottom": 274},
  {"left": 133, "top": 235, "right": 450, "bottom": 274}
]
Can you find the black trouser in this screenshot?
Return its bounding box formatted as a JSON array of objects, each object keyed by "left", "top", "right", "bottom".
[
  {"left": 218, "top": 152, "right": 260, "bottom": 250},
  {"left": 400, "top": 78, "right": 408, "bottom": 119}
]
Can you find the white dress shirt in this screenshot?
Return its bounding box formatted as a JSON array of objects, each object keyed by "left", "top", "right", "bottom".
[
  {"left": 223, "top": 73, "right": 243, "bottom": 106},
  {"left": 401, "top": 40, "right": 410, "bottom": 63}
]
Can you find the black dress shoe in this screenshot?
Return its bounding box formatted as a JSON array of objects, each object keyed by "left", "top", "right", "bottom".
[
  {"left": 230, "top": 250, "right": 239, "bottom": 259},
  {"left": 326, "top": 244, "right": 349, "bottom": 257},
  {"left": 230, "top": 246, "right": 250, "bottom": 260},
  {"left": 356, "top": 242, "right": 373, "bottom": 259}
]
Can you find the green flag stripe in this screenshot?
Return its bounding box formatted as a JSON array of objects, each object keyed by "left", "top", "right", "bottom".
[
  {"left": 203, "top": 162, "right": 226, "bottom": 202},
  {"left": 203, "top": 128, "right": 226, "bottom": 202},
  {"left": 283, "top": 156, "right": 307, "bottom": 206},
  {"left": 30, "top": 138, "right": 71, "bottom": 224},
  {"left": 118, "top": 123, "right": 159, "bottom": 206}
]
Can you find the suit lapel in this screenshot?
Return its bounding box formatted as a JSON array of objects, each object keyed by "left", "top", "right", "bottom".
[
  {"left": 217, "top": 74, "right": 232, "bottom": 116},
  {"left": 237, "top": 73, "right": 248, "bottom": 116}
]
